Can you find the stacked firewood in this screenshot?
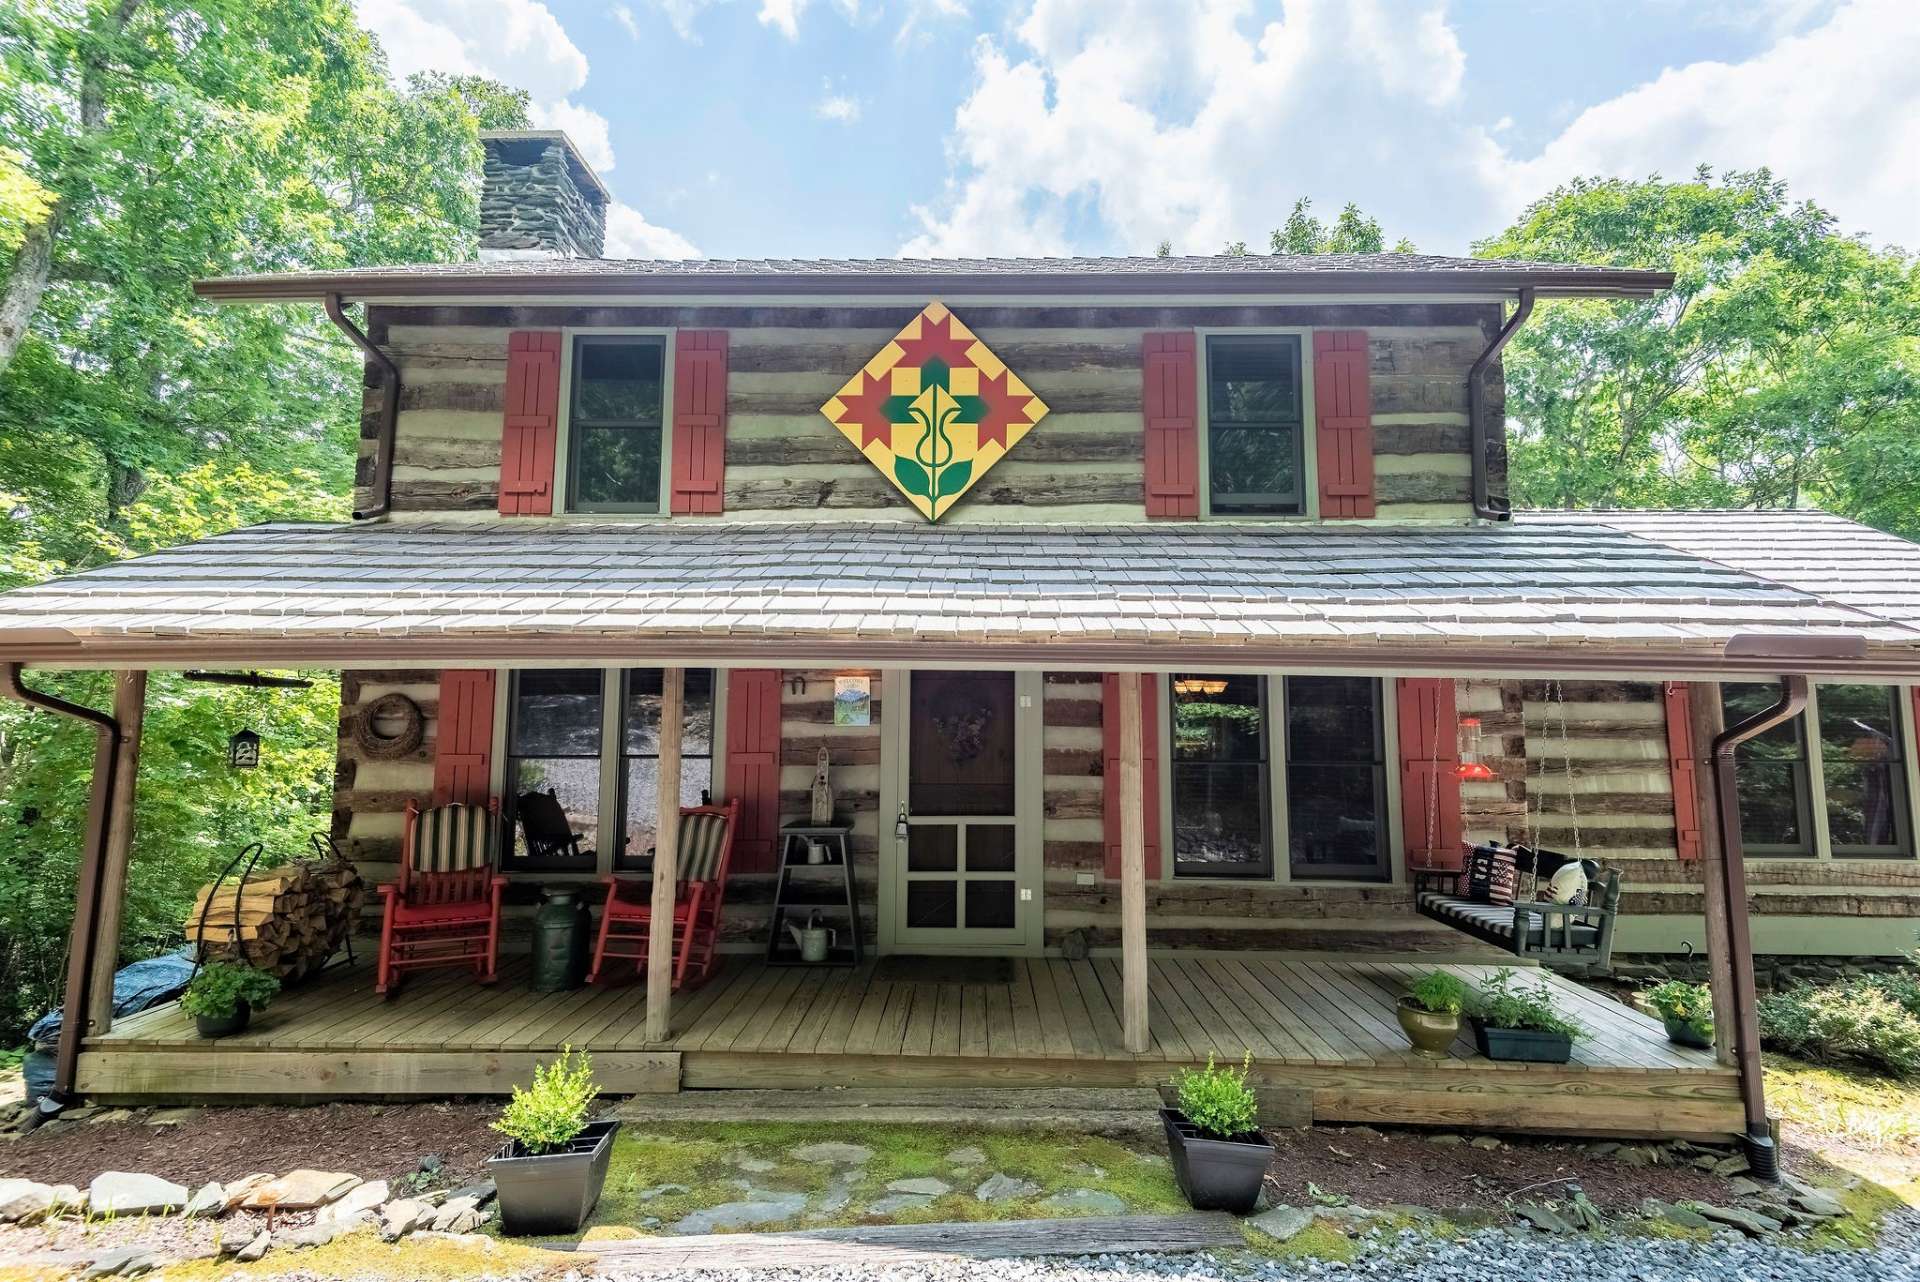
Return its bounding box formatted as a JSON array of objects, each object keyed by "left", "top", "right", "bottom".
[{"left": 184, "top": 858, "right": 366, "bottom": 982}]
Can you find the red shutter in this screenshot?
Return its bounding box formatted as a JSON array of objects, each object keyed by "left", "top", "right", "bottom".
[
  {"left": 723, "top": 668, "right": 782, "bottom": 874},
  {"left": 1142, "top": 332, "right": 1199, "bottom": 518},
  {"left": 1313, "top": 330, "right": 1375, "bottom": 518},
  {"left": 498, "top": 332, "right": 562, "bottom": 516},
  {"left": 1665, "top": 682, "right": 1704, "bottom": 860},
  {"left": 671, "top": 330, "right": 728, "bottom": 515},
  {"left": 1101, "top": 673, "right": 1163, "bottom": 880},
  {"left": 1397, "top": 677, "right": 1463, "bottom": 869},
  {"left": 432, "top": 669, "right": 496, "bottom": 806}
]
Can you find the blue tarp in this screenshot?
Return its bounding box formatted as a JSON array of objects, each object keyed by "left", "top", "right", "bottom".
[{"left": 23, "top": 950, "right": 195, "bottom": 1105}]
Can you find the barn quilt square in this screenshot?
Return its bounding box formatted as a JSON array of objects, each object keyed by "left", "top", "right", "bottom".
[{"left": 819, "top": 301, "right": 1050, "bottom": 522}]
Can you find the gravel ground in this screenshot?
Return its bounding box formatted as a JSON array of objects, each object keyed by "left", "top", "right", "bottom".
[{"left": 574, "top": 1210, "right": 1920, "bottom": 1282}]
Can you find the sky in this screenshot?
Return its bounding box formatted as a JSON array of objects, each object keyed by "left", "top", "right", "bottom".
[{"left": 356, "top": 0, "right": 1920, "bottom": 260}]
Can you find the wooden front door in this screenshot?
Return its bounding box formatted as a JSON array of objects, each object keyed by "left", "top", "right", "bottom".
[{"left": 881, "top": 670, "right": 1042, "bottom": 953}]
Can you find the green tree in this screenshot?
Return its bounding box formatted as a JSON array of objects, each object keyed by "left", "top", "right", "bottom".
[
  {"left": 1477, "top": 169, "right": 1920, "bottom": 533},
  {"left": 1270, "top": 198, "right": 1414, "bottom": 255}
]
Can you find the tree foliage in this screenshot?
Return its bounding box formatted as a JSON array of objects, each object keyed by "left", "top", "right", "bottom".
[
  {"left": 1477, "top": 169, "right": 1920, "bottom": 534},
  {"left": 0, "top": 0, "right": 526, "bottom": 1041},
  {"left": 1218, "top": 198, "right": 1415, "bottom": 257}
]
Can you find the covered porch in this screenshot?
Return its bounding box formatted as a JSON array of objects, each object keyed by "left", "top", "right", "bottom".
[{"left": 81, "top": 952, "right": 1738, "bottom": 1138}]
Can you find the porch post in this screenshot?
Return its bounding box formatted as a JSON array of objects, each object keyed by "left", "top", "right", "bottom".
[
  {"left": 1688, "top": 684, "right": 1737, "bottom": 1065},
  {"left": 1117, "top": 671, "right": 1149, "bottom": 1054},
  {"left": 645, "top": 667, "right": 685, "bottom": 1043},
  {"left": 87, "top": 670, "right": 147, "bottom": 1035}
]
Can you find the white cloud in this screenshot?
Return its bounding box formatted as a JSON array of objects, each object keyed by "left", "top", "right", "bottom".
[
  {"left": 907, "top": 0, "right": 1920, "bottom": 258},
  {"left": 645, "top": 0, "right": 724, "bottom": 41},
  {"left": 816, "top": 79, "right": 862, "bottom": 122},
  {"left": 758, "top": 0, "right": 803, "bottom": 38},
  {"left": 613, "top": 4, "right": 640, "bottom": 38},
  {"left": 605, "top": 202, "right": 703, "bottom": 258},
  {"left": 529, "top": 99, "right": 617, "bottom": 172},
  {"left": 1493, "top": 0, "right": 1920, "bottom": 248}
]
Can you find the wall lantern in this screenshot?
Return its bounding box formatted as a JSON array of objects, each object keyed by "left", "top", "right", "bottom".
[{"left": 228, "top": 728, "right": 262, "bottom": 770}]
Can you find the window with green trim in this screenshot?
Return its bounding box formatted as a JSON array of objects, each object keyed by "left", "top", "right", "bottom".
[
  {"left": 1204, "top": 335, "right": 1305, "bottom": 515},
  {"left": 1723, "top": 682, "right": 1912, "bottom": 859},
  {"left": 567, "top": 335, "right": 666, "bottom": 512}
]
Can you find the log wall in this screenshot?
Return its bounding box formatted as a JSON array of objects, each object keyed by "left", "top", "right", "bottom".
[{"left": 358, "top": 303, "right": 1506, "bottom": 525}]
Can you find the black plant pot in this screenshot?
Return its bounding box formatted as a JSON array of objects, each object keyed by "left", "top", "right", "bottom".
[
  {"left": 489, "top": 1120, "right": 620, "bottom": 1235},
  {"left": 194, "top": 1001, "right": 251, "bottom": 1039},
  {"left": 1160, "top": 1108, "right": 1273, "bottom": 1214},
  {"left": 1469, "top": 1017, "right": 1573, "bottom": 1064},
  {"left": 1663, "top": 1015, "right": 1713, "bottom": 1049}
]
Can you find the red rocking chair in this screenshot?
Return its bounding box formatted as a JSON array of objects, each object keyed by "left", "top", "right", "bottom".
[
  {"left": 588, "top": 798, "right": 739, "bottom": 990},
  {"left": 375, "top": 797, "right": 508, "bottom": 996}
]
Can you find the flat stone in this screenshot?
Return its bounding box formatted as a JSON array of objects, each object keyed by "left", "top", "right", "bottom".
[
  {"left": 1515, "top": 1203, "right": 1573, "bottom": 1234},
  {"left": 144, "top": 1107, "right": 203, "bottom": 1127},
  {"left": 1727, "top": 1176, "right": 1765, "bottom": 1198},
  {"left": 436, "top": 1206, "right": 489, "bottom": 1234},
  {"left": 1425, "top": 1133, "right": 1464, "bottom": 1146},
  {"left": 1041, "top": 1188, "right": 1128, "bottom": 1216},
  {"left": 47, "top": 1184, "right": 82, "bottom": 1213},
  {"left": 0, "top": 1178, "right": 55, "bottom": 1224},
  {"left": 379, "top": 1197, "right": 434, "bottom": 1241},
  {"left": 183, "top": 1183, "right": 226, "bottom": 1218},
  {"left": 637, "top": 1183, "right": 690, "bottom": 1202},
  {"left": 88, "top": 1172, "right": 188, "bottom": 1216},
  {"left": 1660, "top": 1204, "right": 1714, "bottom": 1230},
  {"left": 1695, "top": 1203, "right": 1782, "bottom": 1235},
  {"left": 944, "top": 1146, "right": 987, "bottom": 1168},
  {"left": 1585, "top": 1142, "right": 1622, "bottom": 1157},
  {"left": 975, "top": 1173, "right": 1042, "bottom": 1202},
  {"left": 1713, "top": 1155, "right": 1751, "bottom": 1177},
  {"left": 87, "top": 1108, "right": 135, "bottom": 1125},
  {"left": 1468, "top": 1136, "right": 1504, "bottom": 1151},
  {"left": 445, "top": 1180, "right": 495, "bottom": 1207},
  {"left": 885, "top": 1178, "right": 952, "bottom": 1196},
  {"left": 790, "top": 1142, "right": 873, "bottom": 1166},
  {"left": 317, "top": 1180, "right": 388, "bottom": 1226},
  {"left": 867, "top": 1193, "right": 935, "bottom": 1216},
  {"left": 673, "top": 1192, "right": 809, "bottom": 1234},
  {"left": 273, "top": 1223, "right": 338, "bottom": 1250},
  {"left": 80, "top": 1246, "right": 161, "bottom": 1279},
  {"left": 1247, "top": 1205, "right": 1314, "bottom": 1244},
  {"left": 429, "top": 1195, "right": 483, "bottom": 1231},
  {"left": 732, "top": 1154, "right": 778, "bottom": 1173},
  {"left": 234, "top": 1232, "right": 271, "bottom": 1263},
  {"left": 1793, "top": 1189, "right": 1848, "bottom": 1218},
  {"left": 241, "top": 1169, "right": 362, "bottom": 1210},
  {"left": 220, "top": 1174, "right": 275, "bottom": 1210},
  {"left": 418, "top": 1154, "right": 443, "bottom": 1174},
  {"left": 815, "top": 1175, "right": 855, "bottom": 1215}
]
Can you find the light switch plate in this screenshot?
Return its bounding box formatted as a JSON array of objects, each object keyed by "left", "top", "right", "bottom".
[
  {"left": 1075, "top": 872, "right": 1096, "bottom": 886},
  {"left": 1020, "top": 888, "right": 1033, "bottom": 901}
]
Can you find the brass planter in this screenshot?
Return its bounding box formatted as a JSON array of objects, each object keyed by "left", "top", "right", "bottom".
[{"left": 1395, "top": 997, "right": 1461, "bottom": 1058}]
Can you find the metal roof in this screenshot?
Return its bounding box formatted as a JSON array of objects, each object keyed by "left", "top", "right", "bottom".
[
  {"left": 193, "top": 253, "right": 1674, "bottom": 304},
  {"left": 2, "top": 513, "right": 1914, "bottom": 675}
]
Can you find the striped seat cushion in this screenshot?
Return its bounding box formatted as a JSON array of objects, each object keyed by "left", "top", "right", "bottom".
[
  {"left": 1416, "top": 892, "right": 1600, "bottom": 950},
  {"left": 412, "top": 803, "right": 502, "bottom": 873},
  {"left": 677, "top": 812, "right": 730, "bottom": 882}
]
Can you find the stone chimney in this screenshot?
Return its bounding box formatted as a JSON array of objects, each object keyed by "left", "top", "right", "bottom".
[{"left": 477, "top": 130, "right": 609, "bottom": 260}]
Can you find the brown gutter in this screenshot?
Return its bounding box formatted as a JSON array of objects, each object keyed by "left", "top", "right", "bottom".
[
  {"left": 5, "top": 633, "right": 1920, "bottom": 681},
  {"left": 0, "top": 664, "right": 120, "bottom": 1109},
  {"left": 1710, "top": 672, "right": 1809, "bottom": 1181},
  {"left": 1467, "top": 286, "right": 1534, "bottom": 521},
  {"left": 324, "top": 294, "right": 399, "bottom": 521},
  {"left": 196, "top": 266, "right": 1677, "bottom": 305}
]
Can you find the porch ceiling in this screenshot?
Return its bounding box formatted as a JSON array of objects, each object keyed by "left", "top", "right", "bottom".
[{"left": 5, "top": 513, "right": 1919, "bottom": 675}]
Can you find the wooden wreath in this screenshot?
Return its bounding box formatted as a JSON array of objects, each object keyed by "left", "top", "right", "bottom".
[{"left": 352, "top": 692, "right": 425, "bottom": 760}]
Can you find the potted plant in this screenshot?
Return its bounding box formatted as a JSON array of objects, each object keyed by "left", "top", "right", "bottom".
[
  {"left": 1467, "top": 968, "right": 1584, "bottom": 1064},
  {"left": 180, "top": 962, "right": 280, "bottom": 1038},
  {"left": 1160, "top": 1054, "right": 1272, "bottom": 1214},
  {"left": 488, "top": 1048, "right": 620, "bottom": 1235},
  {"left": 1397, "top": 971, "right": 1470, "bottom": 1057},
  {"left": 1644, "top": 979, "right": 1713, "bottom": 1049}
]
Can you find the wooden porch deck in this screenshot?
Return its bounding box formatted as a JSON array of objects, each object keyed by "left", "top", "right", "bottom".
[{"left": 81, "top": 954, "right": 1741, "bottom": 1139}]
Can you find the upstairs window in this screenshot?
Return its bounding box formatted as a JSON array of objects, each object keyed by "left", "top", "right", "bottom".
[
  {"left": 1205, "top": 335, "right": 1305, "bottom": 516},
  {"left": 567, "top": 335, "right": 666, "bottom": 512}
]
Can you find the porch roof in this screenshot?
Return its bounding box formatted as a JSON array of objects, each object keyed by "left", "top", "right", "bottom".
[{"left": 3, "top": 513, "right": 1918, "bottom": 675}]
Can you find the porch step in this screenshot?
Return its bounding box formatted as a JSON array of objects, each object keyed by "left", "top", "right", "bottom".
[
  {"left": 610, "top": 1086, "right": 1167, "bottom": 1139},
  {"left": 577, "top": 1212, "right": 1244, "bottom": 1270}
]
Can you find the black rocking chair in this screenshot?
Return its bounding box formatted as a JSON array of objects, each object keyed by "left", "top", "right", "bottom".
[{"left": 516, "top": 788, "right": 589, "bottom": 865}]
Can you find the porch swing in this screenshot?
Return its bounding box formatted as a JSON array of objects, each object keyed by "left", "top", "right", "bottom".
[{"left": 1412, "top": 680, "right": 1624, "bottom": 975}]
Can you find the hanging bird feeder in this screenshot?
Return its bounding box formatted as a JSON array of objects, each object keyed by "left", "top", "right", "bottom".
[
  {"left": 227, "top": 728, "right": 262, "bottom": 770},
  {"left": 1455, "top": 716, "right": 1495, "bottom": 780}
]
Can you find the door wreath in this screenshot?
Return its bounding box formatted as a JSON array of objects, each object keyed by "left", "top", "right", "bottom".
[{"left": 351, "top": 692, "right": 425, "bottom": 760}]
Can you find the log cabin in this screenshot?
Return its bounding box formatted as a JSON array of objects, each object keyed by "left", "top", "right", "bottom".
[{"left": 5, "top": 131, "right": 1919, "bottom": 1167}]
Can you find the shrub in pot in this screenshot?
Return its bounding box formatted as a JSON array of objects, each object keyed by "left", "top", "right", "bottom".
[
  {"left": 1160, "top": 1054, "right": 1272, "bottom": 1214},
  {"left": 1467, "top": 968, "right": 1584, "bottom": 1064},
  {"left": 180, "top": 962, "right": 280, "bottom": 1038},
  {"left": 1644, "top": 980, "right": 1714, "bottom": 1049},
  {"left": 488, "top": 1048, "right": 620, "bottom": 1235},
  {"left": 1397, "top": 971, "right": 1470, "bottom": 1057}
]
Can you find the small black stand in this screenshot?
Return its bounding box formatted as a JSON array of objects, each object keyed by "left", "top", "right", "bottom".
[{"left": 766, "top": 824, "right": 861, "bottom": 967}]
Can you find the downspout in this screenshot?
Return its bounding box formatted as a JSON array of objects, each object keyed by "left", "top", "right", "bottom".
[
  {"left": 325, "top": 293, "right": 399, "bottom": 521},
  {"left": 0, "top": 664, "right": 120, "bottom": 1110},
  {"left": 1710, "top": 673, "right": 1808, "bottom": 1181},
  {"left": 1467, "top": 286, "right": 1535, "bottom": 521}
]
